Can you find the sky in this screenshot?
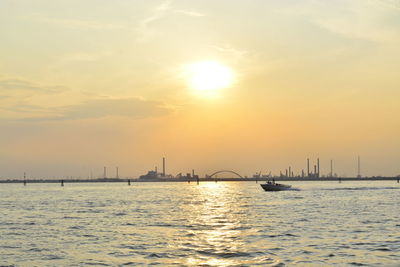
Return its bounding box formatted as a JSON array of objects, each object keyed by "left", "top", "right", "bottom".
[{"left": 1, "top": 0, "right": 400, "bottom": 179}]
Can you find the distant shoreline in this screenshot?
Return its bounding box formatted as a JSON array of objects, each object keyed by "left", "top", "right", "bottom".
[{"left": 0, "top": 177, "right": 399, "bottom": 183}]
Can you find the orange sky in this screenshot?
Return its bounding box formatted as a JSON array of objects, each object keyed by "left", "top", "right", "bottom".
[{"left": 1, "top": 0, "right": 400, "bottom": 178}]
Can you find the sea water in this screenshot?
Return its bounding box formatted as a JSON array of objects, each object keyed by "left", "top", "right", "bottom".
[{"left": 0, "top": 181, "right": 399, "bottom": 266}]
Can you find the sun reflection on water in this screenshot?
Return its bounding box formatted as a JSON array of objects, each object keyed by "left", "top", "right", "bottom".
[
  {"left": 177, "top": 182, "right": 262, "bottom": 266},
  {"left": 1, "top": 182, "right": 398, "bottom": 265}
]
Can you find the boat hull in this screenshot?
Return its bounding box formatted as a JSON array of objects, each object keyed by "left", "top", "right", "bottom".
[{"left": 260, "top": 183, "right": 291, "bottom": 191}]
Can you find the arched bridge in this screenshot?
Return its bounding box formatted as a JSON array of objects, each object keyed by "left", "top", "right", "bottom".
[{"left": 208, "top": 170, "right": 244, "bottom": 179}]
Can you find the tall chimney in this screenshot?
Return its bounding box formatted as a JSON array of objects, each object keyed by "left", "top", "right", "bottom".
[
  {"left": 317, "top": 158, "right": 320, "bottom": 178},
  {"left": 116, "top": 167, "right": 119, "bottom": 179},
  {"left": 289, "top": 166, "right": 291, "bottom": 177},
  {"left": 162, "top": 157, "right": 165, "bottom": 177},
  {"left": 307, "top": 158, "right": 310, "bottom": 177}
]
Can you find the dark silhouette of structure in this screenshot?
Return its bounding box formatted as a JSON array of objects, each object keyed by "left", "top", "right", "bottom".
[
  {"left": 162, "top": 157, "right": 166, "bottom": 177},
  {"left": 208, "top": 170, "right": 244, "bottom": 179}
]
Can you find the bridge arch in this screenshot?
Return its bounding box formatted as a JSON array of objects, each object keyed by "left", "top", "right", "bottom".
[{"left": 208, "top": 170, "right": 244, "bottom": 179}]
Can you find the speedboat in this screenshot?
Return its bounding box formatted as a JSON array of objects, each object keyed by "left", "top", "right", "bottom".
[{"left": 260, "top": 182, "right": 292, "bottom": 191}]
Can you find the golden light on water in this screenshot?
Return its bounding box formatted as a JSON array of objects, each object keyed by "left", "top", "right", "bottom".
[
  {"left": 181, "top": 182, "right": 249, "bottom": 266},
  {"left": 186, "top": 61, "right": 234, "bottom": 96}
]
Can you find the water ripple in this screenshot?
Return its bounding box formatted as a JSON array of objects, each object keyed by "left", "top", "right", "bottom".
[{"left": 0, "top": 181, "right": 399, "bottom": 266}]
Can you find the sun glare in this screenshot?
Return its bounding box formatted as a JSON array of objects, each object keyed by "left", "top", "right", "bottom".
[{"left": 187, "top": 61, "right": 234, "bottom": 95}]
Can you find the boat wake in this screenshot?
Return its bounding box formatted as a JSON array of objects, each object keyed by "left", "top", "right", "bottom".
[
  {"left": 285, "top": 187, "right": 301, "bottom": 191},
  {"left": 323, "top": 187, "right": 399, "bottom": 191}
]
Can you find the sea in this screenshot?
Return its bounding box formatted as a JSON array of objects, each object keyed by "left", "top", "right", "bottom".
[{"left": 0, "top": 181, "right": 399, "bottom": 266}]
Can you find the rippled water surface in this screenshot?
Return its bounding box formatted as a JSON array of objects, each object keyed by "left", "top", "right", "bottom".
[{"left": 1, "top": 181, "right": 399, "bottom": 266}]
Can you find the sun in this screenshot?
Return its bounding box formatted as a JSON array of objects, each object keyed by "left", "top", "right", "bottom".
[{"left": 187, "top": 61, "right": 234, "bottom": 94}]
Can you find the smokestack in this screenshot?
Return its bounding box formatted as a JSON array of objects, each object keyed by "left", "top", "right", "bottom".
[
  {"left": 285, "top": 169, "right": 288, "bottom": 177},
  {"left": 317, "top": 158, "right": 320, "bottom": 178},
  {"left": 116, "top": 167, "right": 119, "bottom": 179},
  {"left": 307, "top": 158, "right": 310, "bottom": 177},
  {"left": 289, "top": 166, "right": 291, "bottom": 177},
  {"left": 162, "top": 157, "right": 165, "bottom": 177},
  {"left": 357, "top": 155, "right": 361, "bottom": 178}
]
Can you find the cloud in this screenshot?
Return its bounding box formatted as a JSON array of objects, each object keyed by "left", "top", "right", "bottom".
[
  {"left": 0, "top": 78, "right": 170, "bottom": 121},
  {"left": 12, "top": 97, "right": 171, "bottom": 122},
  {"left": 210, "top": 44, "right": 248, "bottom": 59},
  {"left": 0, "top": 79, "right": 66, "bottom": 105},
  {"left": 135, "top": 0, "right": 205, "bottom": 42},
  {"left": 56, "top": 98, "right": 170, "bottom": 120},
  {"left": 277, "top": 0, "right": 400, "bottom": 43},
  {"left": 0, "top": 78, "right": 70, "bottom": 120},
  {"left": 136, "top": 0, "right": 172, "bottom": 42},
  {"left": 174, "top": 9, "right": 206, "bottom": 17},
  {"left": 0, "top": 79, "right": 65, "bottom": 94}
]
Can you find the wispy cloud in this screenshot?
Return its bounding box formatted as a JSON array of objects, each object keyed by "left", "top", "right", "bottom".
[
  {"left": 0, "top": 78, "right": 70, "bottom": 120},
  {"left": 174, "top": 9, "right": 206, "bottom": 17},
  {"left": 135, "top": 0, "right": 205, "bottom": 42},
  {"left": 136, "top": 0, "right": 172, "bottom": 42},
  {"left": 16, "top": 98, "right": 171, "bottom": 121},
  {"left": 0, "top": 79, "right": 65, "bottom": 96},
  {"left": 0, "top": 79, "right": 170, "bottom": 121},
  {"left": 277, "top": 0, "right": 400, "bottom": 43},
  {"left": 210, "top": 44, "right": 248, "bottom": 59}
]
